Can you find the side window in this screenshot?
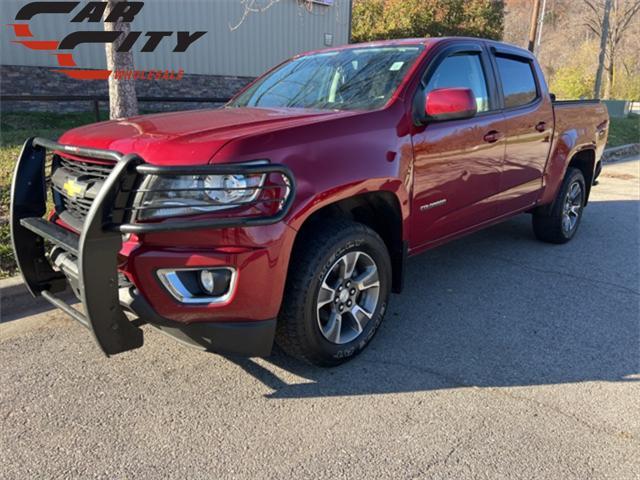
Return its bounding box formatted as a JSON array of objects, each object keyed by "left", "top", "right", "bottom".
[
  {"left": 495, "top": 56, "right": 538, "bottom": 108},
  {"left": 425, "top": 53, "right": 490, "bottom": 113}
]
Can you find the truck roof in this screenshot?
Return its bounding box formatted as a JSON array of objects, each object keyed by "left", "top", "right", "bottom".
[
  {"left": 296, "top": 38, "right": 437, "bottom": 58},
  {"left": 297, "top": 37, "right": 534, "bottom": 60}
]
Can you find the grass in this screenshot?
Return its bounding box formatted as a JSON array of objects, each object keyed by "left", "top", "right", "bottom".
[
  {"left": 607, "top": 115, "right": 640, "bottom": 147},
  {"left": 0, "top": 112, "right": 103, "bottom": 278},
  {"left": 0, "top": 110, "right": 639, "bottom": 279}
]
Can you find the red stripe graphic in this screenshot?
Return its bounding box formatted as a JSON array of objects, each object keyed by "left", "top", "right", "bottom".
[
  {"left": 9, "top": 24, "right": 33, "bottom": 37},
  {"left": 56, "top": 69, "right": 112, "bottom": 80},
  {"left": 12, "top": 40, "right": 59, "bottom": 50},
  {"left": 55, "top": 53, "right": 76, "bottom": 67}
]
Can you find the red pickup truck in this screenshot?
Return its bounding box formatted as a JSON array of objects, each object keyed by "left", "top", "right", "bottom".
[{"left": 11, "top": 37, "right": 609, "bottom": 366}]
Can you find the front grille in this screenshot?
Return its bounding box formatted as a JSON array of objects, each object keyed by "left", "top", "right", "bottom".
[
  {"left": 60, "top": 193, "right": 93, "bottom": 222},
  {"left": 59, "top": 156, "right": 113, "bottom": 180},
  {"left": 52, "top": 155, "right": 115, "bottom": 229}
]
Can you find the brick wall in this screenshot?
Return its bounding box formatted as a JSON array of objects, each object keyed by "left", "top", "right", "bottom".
[{"left": 1, "top": 65, "right": 254, "bottom": 114}]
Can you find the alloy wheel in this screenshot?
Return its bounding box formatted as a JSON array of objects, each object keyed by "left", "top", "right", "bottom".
[
  {"left": 316, "top": 251, "right": 380, "bottom": 345},
  {"left": 562, "top": 181, "right": 583, "bottom": 235}
]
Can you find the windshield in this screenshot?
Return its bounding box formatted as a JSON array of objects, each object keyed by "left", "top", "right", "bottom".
[{"left": 229, "top": 46, "right": 424, "bottom": 111}]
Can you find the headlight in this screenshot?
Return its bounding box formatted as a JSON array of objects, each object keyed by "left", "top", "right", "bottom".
[{"left": 136, "top": 172, "right": 266, "bottom": 220}]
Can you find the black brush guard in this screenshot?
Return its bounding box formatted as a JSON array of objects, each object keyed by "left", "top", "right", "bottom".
[{"left": 10, "top": 137, "right": 295, "bottom": 356}]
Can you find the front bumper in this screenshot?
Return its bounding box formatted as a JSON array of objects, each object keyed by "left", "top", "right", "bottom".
[{"left": 10, "top": 137, "right": 294, "bottom": 357}]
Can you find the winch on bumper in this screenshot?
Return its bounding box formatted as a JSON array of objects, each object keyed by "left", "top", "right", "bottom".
[{"left": 10, "top": 137, "right": 295, "bottom": 357}]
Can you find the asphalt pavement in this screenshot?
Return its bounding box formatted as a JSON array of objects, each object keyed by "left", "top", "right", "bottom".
[{"left": 1, "top": 156, "right": 639, "bottom": 479}]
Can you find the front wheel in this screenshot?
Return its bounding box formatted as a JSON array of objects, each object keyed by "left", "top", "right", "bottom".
[
  {"left": 532, "top": 167, "right": 586, "bottom": 244},
  {"left": 276, "top": 220, "right": 391, "bottom": 367}
]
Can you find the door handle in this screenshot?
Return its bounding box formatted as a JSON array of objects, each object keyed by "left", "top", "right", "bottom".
[
  {"left": 483, "top": 130, "right": 502, "bottom": 143},
  {"left": 535, "top": 121, "right": 547, "bottom": 132}
]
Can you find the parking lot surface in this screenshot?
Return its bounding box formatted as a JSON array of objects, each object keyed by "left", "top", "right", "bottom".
[{"left": 1, "top": 157, "right": 639, "bottom": 479}]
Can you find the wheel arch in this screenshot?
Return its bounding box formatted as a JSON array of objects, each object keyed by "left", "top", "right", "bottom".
[
  {"left": 567, "top": 148, "right": 596, "bottom": 205},
  {"left": 288, "top": 191, "right": 407, "bottom": 294},
  {"left": 545, "top": 147, "right": 596, "bottom": 215},
  {"left": 541, "top": 137, "right": 597, "bottom": 212}
]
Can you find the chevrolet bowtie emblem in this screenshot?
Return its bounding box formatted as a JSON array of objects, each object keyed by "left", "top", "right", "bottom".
[{"left": 62, "top": 179, "right": 84, "bottom": 198}]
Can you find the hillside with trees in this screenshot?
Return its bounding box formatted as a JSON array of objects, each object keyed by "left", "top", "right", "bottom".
[
  {"left": 351, "top": 0, "right": 638, "bottom": 101},
  {"left": 504, "top": 0, "right": 639, "bottom": 100}
]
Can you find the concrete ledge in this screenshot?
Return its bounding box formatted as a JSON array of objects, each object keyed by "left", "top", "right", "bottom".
[
  {"left": 603, "top": 143, "right": 640, "bottom": 162},
  {"left": 0, "top": 276, "right": 74, "bottom": 321},
  {"left": 0, "top": 276, "right": 32, "bottom": 316}
]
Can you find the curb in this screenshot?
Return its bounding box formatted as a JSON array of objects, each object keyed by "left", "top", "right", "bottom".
[
  {"left": 0, "top": 276, "right": 36, "bottom": 319},
  {"left": 0, "top": 276, "right": 73, "bottom": 321},
  {"left": 602, "top": 143, "right": 640, "bottom": 162}
]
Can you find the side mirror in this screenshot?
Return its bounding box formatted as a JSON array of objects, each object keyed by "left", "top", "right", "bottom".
[{"left": 424, "top": 87, "right": 477, "bottom": 122}]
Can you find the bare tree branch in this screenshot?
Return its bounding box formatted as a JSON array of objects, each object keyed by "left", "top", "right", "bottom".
[
  {"left": 230, "top": 0, "right": 317, "bottom": 30},
  {"left": 584, "top": 23, "right": 601, "bottom": 36},
  {"left": 583, "top": 0, "right": 603, "bottom": 20},
  {"left": 617, "top": 1, "right": 640, "bottom": 35},
  {"left": 620, "top": 0, "right": 640, "bottom": 19},
  {"left": 584, "top": 18, "right": 603, "bottom": 34}
]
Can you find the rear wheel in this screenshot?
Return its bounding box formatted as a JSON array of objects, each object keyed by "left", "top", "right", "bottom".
[
  {"left": 533, "top": 168, "right": 586, "bottom": 244},
  {"left": 276, "top": 220, "right": 391, "bottom": 367}
]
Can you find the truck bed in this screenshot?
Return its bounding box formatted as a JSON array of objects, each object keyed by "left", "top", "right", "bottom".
[{"left": 552, "top": 99, "right": 609, "bottom": 150}]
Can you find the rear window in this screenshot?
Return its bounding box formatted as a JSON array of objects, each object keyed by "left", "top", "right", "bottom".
[{"left": 496, "top": 56, "right": 538, "bottom": 108}]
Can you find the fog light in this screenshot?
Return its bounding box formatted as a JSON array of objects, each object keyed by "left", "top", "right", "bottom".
[
  {"left": 157, "top": 267, "right": 236, "bottom": 304},
  {"left": 199, "top": 270, "right": 215, "bottom": 294}
]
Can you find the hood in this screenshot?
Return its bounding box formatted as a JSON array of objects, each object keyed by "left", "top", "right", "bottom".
[{"left": 58, "top": 107, "right": 356, "bottom": 165}]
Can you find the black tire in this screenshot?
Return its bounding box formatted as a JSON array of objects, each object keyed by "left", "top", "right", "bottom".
[
  {"left": 276, "top": 220, "right": 392, "bottom": 367},
  {"left": 532, "top": 167, "right": 586, "bottom": 244}
]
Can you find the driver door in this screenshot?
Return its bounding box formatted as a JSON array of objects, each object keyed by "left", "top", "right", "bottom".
[{"left": 410, "top": 44, "right": 508, "bottom": 248}]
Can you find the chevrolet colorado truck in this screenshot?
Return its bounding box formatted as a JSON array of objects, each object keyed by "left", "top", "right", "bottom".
[{"left": 11, "top": 38, "right": 609, "bottom": 366}]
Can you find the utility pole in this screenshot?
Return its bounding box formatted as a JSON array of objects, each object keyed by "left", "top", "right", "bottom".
[
  {"left": 527, "top": 0, "right": 542, "bottom": 52},
  {"left": 593, "top": 0, "right": 612, "bottom": 99},
  {"left": 535, "top": 0, "right": 547, "bottom": 55}
]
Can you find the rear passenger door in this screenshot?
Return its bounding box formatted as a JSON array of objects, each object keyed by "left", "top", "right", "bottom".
[{"left": 490, "top": 47, "right": 554, "bottom": 214}]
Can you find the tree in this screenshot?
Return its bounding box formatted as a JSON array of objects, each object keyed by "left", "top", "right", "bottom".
[
  {"left": 104, "top": 0, "right": 138, "bottom": 119},
  {"left": 583, "top": 0, "right": 640, "bottom": 98},
  {"left": 505, "top": 0, "right": 640, "bottom": 100},
  {"left": 351, "top": 0, "right": 504, "bottom": 43},
  {"left": 592, "top": 0, "right": 611, "bottom": 98},
  {"left": 231, "top": 0, "right": 317, "bottom": 30},
  {"left": 551, "top": 65, "right": 595, "bottom": 99}
]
